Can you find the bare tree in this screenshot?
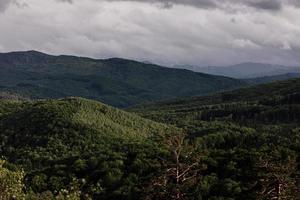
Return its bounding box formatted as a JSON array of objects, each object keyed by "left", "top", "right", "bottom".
[
  {"left": 143, "top": 134, "right": 206, "bottom": 200},
  {"left": 255, "top": 155, "right": 299, "bottom": 200}
]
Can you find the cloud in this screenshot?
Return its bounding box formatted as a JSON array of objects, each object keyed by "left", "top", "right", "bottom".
[
  {"left": 0, "top": 0, "right": 11, "bottom": 12},
  {"left": 58, "top": 0, "right": 216, "bottom": 8},
  {"left": 119, "top": 0, "right": 217, "bottom": 9},
  {"left": 16, "top": 0, "right": 300, "bottom": 11},
  {"left": 0, "top": 0, "right": 28, "bottom": 12},
  {"left": 65, "top": 0, "right": 300, "bottom": 11},
  {"left": 231, "top": 39, "right": 261, "bottom": 49},
  {"left": 56, "top": 0, "right": 73, "bottom": 3},
  {"left": 245, "top": 0, "right": 282, "bottom": 10},
  {"left": 0, "top": 0, "right": 300, "bottom": 67}
]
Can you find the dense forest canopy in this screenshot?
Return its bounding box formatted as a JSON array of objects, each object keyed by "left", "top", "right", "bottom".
[
  {"left": 131, "top": 78, "right": 300, "bottom": 199},
  {"left": 0, "top": 97, "right": 179, "bottom": 199},
  {"left": 0, "top": 78, "right": 299, "bottom": 199}
]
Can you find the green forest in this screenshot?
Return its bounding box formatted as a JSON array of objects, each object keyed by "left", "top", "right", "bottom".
[
  {"left": 0, "top": 51, "right": 244, "bottom": 107},
  {"left": 0, "top": 78, "right": 300, "bottom": 199}
]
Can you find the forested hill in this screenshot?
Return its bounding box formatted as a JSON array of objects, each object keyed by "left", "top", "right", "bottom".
[
  {"left": 0, "top": 80, "right": 299, "bottom": 199},
  {"left": 0, "top": 97, "right": 177, "bottom": 199},
  {"left": 129, "top": 78, "right": 300, "bottom": 200},
  {"left": 132, "top": 78, "right": 300, "bottom": 113},
  {"left": 0, "top": 51, "right": 245, "bottom": 107}
]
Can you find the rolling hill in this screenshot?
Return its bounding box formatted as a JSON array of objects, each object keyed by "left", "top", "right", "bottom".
[
  {"left": 0, "top": 51, "right": 245, "bottom": 107},
  {"left": 131, "top": 78, "right": 300, "bottom": 116},
  {"left": 0, "top": 97, "right": 177, "bottom": 199},
  {"left": 129, "top": 78, "right": 300, "bottom": 199}
]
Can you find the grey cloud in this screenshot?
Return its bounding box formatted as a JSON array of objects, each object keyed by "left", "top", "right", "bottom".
[
  {"left": 129, "top": 0, "right": 216, "bottom": 8},
  {"left": 0, "top": 0, "right": 11, "bottom": 12},
  {"left": 1, "top": 0, "right": 300, "bottom": 67},
  {"left": 101, "top": 0, "right": 299, "bottom": 11},
  {"left": 245, "top": 0, "right": 282, "bottom": 10},
  {"left": 57, "top": 0, "right": 74, "bottom": 3},
  {"left": 0, "top": 0, "right": 28, "bottom": 12},
  {"left": 56, "top": 0, "right": 300, "bottom": 11},
  {"left": 287, "top": 0, "right": 300, "bottom": 7},
  {"left": 59, "top": 0, "right": 217, "bottom": 9}
]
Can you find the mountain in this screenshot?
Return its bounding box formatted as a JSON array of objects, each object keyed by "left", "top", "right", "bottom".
[
  {"left": 179, "top": 62, "right": 300, "bottom": 78},
  {"left": 245, "top": 72, "right": 300, "bottom": 85},
  {"left": 0, "top": 50, "right": 245, "bottom": 107}
]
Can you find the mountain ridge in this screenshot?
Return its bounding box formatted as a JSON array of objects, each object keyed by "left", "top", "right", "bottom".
[
  {"left": 0, "top": 50, "right": 245, "bottom": 107},
  {"left": 130, "top": 77, "right": 300, "bottom": 115},
  {"left": 176, "top": 62, "right": 300, "bottom": 78}
]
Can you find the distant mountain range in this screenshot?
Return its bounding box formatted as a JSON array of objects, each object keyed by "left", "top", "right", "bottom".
[
  {"left": 0, "top": 51, "right": 245, "bottom": 107},
  {"left": 245, "top": 72, "right": 300, "bottom": 85},
  {"left": 176, "top": 62, "right": 300, "bottom": 79}
]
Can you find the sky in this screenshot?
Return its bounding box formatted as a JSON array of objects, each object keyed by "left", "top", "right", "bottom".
[{"left": 0, "top": 0, "right": 300, "bottom": 67}]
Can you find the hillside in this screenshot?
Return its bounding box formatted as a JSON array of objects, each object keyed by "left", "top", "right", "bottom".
[
  {"left": 189, "top": 62, "right": 300, "bottom": 78},
  {"left": 130, "top": 78, "right": 300, "bottom": 199},
  {"left": 132, "top": 78, "right": 300, "bottom": 115},
  {"left": 1, "top": 80, "right": 299, "bottom": 199},
  {"left": 0, "top": 51, "right": 245, "bottom": 107},
  {"left": 0, "top": 97, "right": 177, "bottom": 199}
]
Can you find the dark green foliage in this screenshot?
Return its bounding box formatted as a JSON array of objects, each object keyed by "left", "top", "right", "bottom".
[
  {"left": 0, "top": 51, "right": 245, "bottom": 107},
  {"left": 131, "top": 78, "right": 300, "bottom": 122},
  {"left": 0, "top": 97, "right": 177, "bottom": 199},
  {"left": 0, "top": 78, "right": 299, "bottom": 199},
  {"left": 132, "top": 78, "right": 300, "bottom": 199}
]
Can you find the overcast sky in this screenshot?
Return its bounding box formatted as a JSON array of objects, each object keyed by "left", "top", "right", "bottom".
[{"left": 0, "top": 0, "right": 300, "bottom": 66}]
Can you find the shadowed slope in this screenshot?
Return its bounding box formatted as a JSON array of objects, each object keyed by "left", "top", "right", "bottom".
[{"left": 0, "top": 51, "right": 245, "bottom": 107}]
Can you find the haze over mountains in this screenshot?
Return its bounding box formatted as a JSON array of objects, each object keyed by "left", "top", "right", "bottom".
[
  {"left": 0, "top": 51, "right": 245, "bottom": 107},
  {"left": 177, "top": 63, "right": 300, "bottom": 79}
]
